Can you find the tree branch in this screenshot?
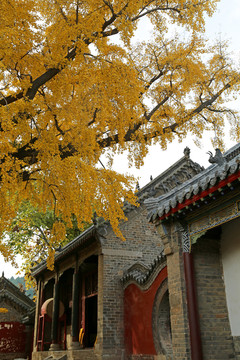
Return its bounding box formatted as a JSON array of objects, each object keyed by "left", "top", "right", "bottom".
[
  {"left": 131, "top": 6, "right": 181, "bottom": 22},
  {"left": 54, "top": 0, "right": 68, "bottom": 22},
  {"left": 0, "top": 44, "right": 81, "bottom": 107},
  {"left": 88, "top": 108, "right": 99, "bottom": 126},
  {"left": 97, "top": 79, "right": 238, "bottom": 148}
]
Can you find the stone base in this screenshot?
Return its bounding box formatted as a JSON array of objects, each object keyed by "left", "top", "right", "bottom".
[
  {"left": 32, "top": 349, "right": 98, "bottom": 360},
  {"left": 49, "top": 343, "right": 61, "bottom": 351},
  {"left": 0, "top": 352, "right": 27, "bottom": 360},
  {"left": 69, "top": 341, "right": 81, "bottom": 350}
]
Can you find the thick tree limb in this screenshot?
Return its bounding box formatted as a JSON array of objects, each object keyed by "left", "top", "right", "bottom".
[{"left": 97, "top": 79, "right": 237, "bottom": 148}]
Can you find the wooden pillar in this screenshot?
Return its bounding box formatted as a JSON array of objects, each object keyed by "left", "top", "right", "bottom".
[
  {"left": 70, "top": 264, "right": 81, "bottom": 349},
  {"left": 50, "top": 275, "right": 60, "bottom": 350},
  {"left": 33, "top": 277, "right": 43, "bottom": 351}
]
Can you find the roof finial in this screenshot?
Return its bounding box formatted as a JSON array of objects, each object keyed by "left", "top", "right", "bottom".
[
  {"left": 2, "top": 271, "right": 4, "bottom": 277},
  {"left": 184, "top": 147, "right": 190, "bottom": 158}
]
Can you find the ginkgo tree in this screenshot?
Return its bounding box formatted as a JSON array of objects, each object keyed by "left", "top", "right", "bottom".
[{"left": 1, "top": 0, "right": 240, "bottom": 269}]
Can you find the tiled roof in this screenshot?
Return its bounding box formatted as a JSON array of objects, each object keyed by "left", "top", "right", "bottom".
[
  {"left": 145, "top": 143, "right": 240, "bottom": 222},
  {"left": 0, "top": 274, "right": 34, "bottom": 311},
  {"left": 21, "top": 306, "right": 35, "bottom": 324},
  {"left": 0, "top": 290, "right": 33, "bottom": 312},
  {"left": 124, "top": 150, "right": 204, "bottom": 213},
  {"left": 31, "top": 225, "right": 97, "bottom": 277},
  {"left": 121, "top": 252, "right": 166, "bottom": 288}
]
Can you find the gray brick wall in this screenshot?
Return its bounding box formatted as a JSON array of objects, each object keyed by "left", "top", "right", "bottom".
[
  {"left": 0, "top": 300, "right": 23, "bottom": 322},
  {"left": 98, "top": 205, "right": 165, "bottom": 359},
  {"left": 154, "top": 223, "right": 191, "bottom": 360},
  {"left": 193, "top": 235, "right": 235, "bottom": 359},
  {"left": 233, "top": 337, "right": 240, "bottom": 360}
]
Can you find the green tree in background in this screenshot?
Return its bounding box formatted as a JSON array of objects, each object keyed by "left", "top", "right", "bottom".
[
  {"left": 4, "top": 201, "right": 90, "bottom": 288},
  {"left": 9, "top": 276, "right": 34, "bottom": 299}
]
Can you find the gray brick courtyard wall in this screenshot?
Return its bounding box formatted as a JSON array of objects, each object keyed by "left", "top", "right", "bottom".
[
  {"left": 193, "top": 235, "right": 235, "bottom": 360},
  {"left": 97, "top": 205, "right": 165, "bottom": 360},
  {"left": 102, "top": 205, "right": 164, "bottom": 263},
  {"left": 163, "top": 225, "right": 191, "bottom": 360},
  {"left": 233, "top": 337, "right": 240, "bottom": 360},
  {"left": 0, "top": 300, "right": 23, "bottom": 322}
]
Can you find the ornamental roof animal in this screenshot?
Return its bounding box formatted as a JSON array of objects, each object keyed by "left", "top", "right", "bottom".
[{"left": 207, "top": 148, "right": 226, "bottom": 166}]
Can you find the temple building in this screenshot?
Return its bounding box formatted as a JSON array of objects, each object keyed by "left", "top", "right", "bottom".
[
  {"left": 0, "top": 272, "right": 35, "bottom": 360},
  {"left": 31, "top": 149, "right": 202, "bottom": 360},
  {"left": 146, "top": 142, "right": 240, "bottom": 360},
  {"left": 31, "top": 142, "right": 240, "bottom": 360}
]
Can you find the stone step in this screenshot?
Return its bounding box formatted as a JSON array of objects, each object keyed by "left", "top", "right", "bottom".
[
  {"left": 36, "top": 349, "right": 97, "bottom": 360},
  {"left": 44, "top": 355, "right": 67, "bottom": 360}
]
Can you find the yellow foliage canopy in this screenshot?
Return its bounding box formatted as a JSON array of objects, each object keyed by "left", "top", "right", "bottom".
[{"left": 0, "top": 0, "right": 240, "bottom": 264}]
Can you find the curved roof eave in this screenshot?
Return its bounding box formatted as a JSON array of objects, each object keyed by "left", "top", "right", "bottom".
[
  {"left": 146, "top": 143, "right": 240, "bottom": 222},
  {"left": 31, "top": 225, "right": 99, "bottom": 277}
]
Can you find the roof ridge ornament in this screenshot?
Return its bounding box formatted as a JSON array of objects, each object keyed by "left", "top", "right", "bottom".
[
  {"left": 207, "top": 148, "right": 227, "bottom": 166},
  {"left": 184, "top": 147, "right": 190, "bottom": 158}
]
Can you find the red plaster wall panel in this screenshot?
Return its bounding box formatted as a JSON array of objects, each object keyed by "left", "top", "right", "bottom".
[
  {"left": 124, "top": 266, "right": 167, "bottom": 355},
  {"left": 0, "top": 322, "right": 26, "bottom": 353}
]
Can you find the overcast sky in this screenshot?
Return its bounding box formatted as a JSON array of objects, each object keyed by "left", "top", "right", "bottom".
[{"left": 2, "top": 0, "right": 240, "bottom": 278}]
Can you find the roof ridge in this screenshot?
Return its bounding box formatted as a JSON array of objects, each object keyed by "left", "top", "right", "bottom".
[
  {"left": 0, "top": 289, "right": 34, "bottom": 310},
  {"left": 137, "top": 154, "right": 203, "bottom": 196},
  {"left": 146, "top": 142, "right": 240, "bottom": 221},
  {"left": 0, "top": 275, "right": 34, "bottom": 306}
]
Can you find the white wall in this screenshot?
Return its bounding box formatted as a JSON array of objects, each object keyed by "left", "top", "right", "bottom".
[{"left": 222, "top": 218, "right": 240, "bottom": 336}]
